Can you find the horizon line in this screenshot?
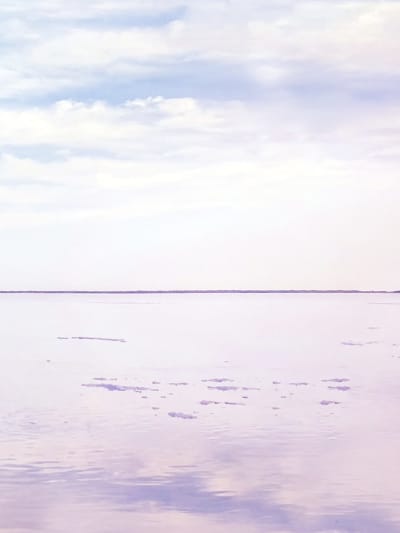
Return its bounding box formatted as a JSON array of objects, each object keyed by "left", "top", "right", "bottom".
[{"left": 0, "top": 290, "right": 399, "bottom": 295}]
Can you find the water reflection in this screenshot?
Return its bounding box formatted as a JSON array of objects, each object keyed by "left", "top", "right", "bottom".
[
  {"left": 2, "top": 448, "right": 400, "bottom": 532},
  {"left": 1, "top": 293, "right": 400, "bottom": 532}
]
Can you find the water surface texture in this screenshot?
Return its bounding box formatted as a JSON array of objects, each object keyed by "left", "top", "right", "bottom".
[{"left": 1, "top": 293, "right": 399, "bottom": 532}]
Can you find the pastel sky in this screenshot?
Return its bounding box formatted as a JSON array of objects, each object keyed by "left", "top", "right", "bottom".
[{"left": 1, "top": 0, "right": 399, "bottom": 290}]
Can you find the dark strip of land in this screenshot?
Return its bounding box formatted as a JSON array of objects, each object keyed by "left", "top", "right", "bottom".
[{"left": 0, "top": 290, "right": 399, "bottom": 294}]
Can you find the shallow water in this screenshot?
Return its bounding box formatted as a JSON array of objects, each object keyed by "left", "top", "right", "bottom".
[{"left": 1, "top": 293, "right": 399, "bottom": 533}]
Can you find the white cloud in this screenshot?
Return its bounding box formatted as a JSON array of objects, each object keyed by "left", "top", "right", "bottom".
[
  {"left": 0, "top": 97, "right": 234, "bottom": 157},
  {"left": 27, "top": 3, "right": 400, "bottom": 71},
  {"left": 2, "top": 96, "right": 400, "bottom": 161},
  {"left": 1, "top": 95, "right": 399, "bottom": 232},
  {"left": 0, "top": 1, "right": 399, "bottom": 98}
]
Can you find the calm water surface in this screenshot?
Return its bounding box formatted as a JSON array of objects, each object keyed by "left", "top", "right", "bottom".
[{"left": 1, "top": 293, "right": 399, "bottom": 532}]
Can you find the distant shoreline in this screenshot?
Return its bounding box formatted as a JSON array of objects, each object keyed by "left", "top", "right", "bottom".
[{"left": 0, "top": 290, "right": 399, "bottom": 295}]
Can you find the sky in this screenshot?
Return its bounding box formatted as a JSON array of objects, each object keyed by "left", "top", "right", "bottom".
[{"left": 1, "top": 0, "right": 399, "bottom": 290}]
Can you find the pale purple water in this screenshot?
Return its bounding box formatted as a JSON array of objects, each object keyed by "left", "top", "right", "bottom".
[{"left": 1, "top": 293, "right": 399, "bottom": 532}]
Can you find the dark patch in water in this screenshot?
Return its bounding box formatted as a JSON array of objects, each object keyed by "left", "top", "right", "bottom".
[
  {"left": 289, "top": 382, "right": 309, "bottom": 387},
  {"left": 93, "top": 377, "right": 118, "bottom": 382},
  {"left": 322, "top": 378, "right": 350, "bottom": 383},
  {"left": 207, "top": 386, "right": 239, "bottom": 392},
  {"left": 169, "top": 382, "right": 189, "bottom": 386},
  {"left": 320, "top": 400, "right": 341, "bottom": 406},
  {"left": 82, "top": 384, "right": 158, "bottom": 393},
  {"left": 168, "top": 412, "right": 197, "bottom": 420},
  {"left": 328, "top": 386, "right": 351, "bottom": 392},
  {"left": 82, "top": 383, "right": 126, "bottom": 392},
  {"left": 272, "top": 381, "right": 281, "bottom": 385},
  {"left": 60, "top": 336, "right": 127, "bottom": 343},
  {"left": 272, "top": 406, "right": 280, "bottom": 410},
  {"left": 242, "top": 387, "right": 261, "bottom": 391},
  {"left": 342, "top": 341, "right": 363, "bottom": 346},
  {"left": 152, "top": 381, "right": 161, "bottom": 385},
  {"left": 202, "top": 378, "right": 235, "bottom": 383},
  {"left": 200, "top": 399, "right": 245, "bottom": 406}
]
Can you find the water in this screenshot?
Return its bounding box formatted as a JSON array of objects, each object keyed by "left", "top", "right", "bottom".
[{"left": 1, "top": 293, "right": 399, "bottom": 533}]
